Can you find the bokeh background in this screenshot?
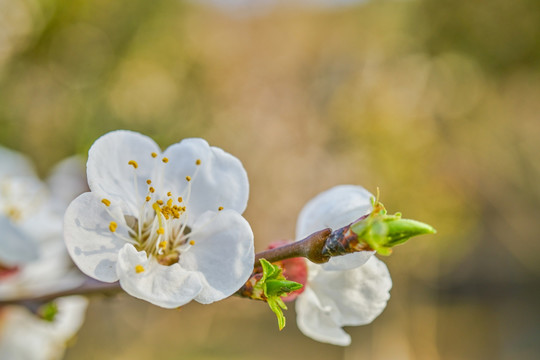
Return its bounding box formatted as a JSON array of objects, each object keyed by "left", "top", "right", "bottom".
[{"left": 1, "top": 0, "right": 540, "bottom": 358}]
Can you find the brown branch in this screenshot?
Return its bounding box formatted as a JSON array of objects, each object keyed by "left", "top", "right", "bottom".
[{"left": 253, "top": 228, "right": 332, "bottom": 269}]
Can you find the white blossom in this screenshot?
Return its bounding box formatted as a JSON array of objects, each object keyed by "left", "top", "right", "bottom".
[
  {"left": 64, "top": 130, "right": 254, "bottom": 308},
  {"left": 294, "top": 185, "right": 392, "bottom": 346},
  {"left": 0, "top": 296, "right": 88, "bottom": 360},
  {"left": 0, "top": 146, "right": 89, "bottom": 358},
  {"left": 0, "top": 148, "right": 86, "bottom": 300}
]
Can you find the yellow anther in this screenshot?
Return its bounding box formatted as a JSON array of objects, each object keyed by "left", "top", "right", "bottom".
[
  {"left": 128, "top": 160, "right": 138, "bottom": 169},
  {"left": 178, "top": 197, "right": 183, "bottom": 202},
  {"left": 157, "top": 227, "right": 165, "bottom": 235},
  {"left": 135, "top": 265, "right": 145, "bottom": 273},
  {"left": 167, "top": 191, "right": 172, "bottom": 197},
  {"left": 167, "top": 198, "right": 173, "bottom": 207},
  {"left": 162, "top": 157, "right": 169, "bottom": 163},
  {"left": 109, "top": 221, "right": 117, "bottom": 232},
  {"left": 149, "top": 187, "right": 155, "bottom": 193},
  {"left": 146, "top": 179, "right": 152, "bottom": 185},
  {"left": 101, "top": 199, "right": 111, "bottom": 207},
  {"left": 7, "top": 207, "right": 21, "bottom": 221},
  {"left": 189, "top": 240, "right": 195, "bottom": 246},
  {"left": 145, "top": 196, "right": 151, "bottom": 202},
  {"left": 218, "top": 206, "right": 224, "bottom": 211},
  {"left": 196, "top": 159, "right": 201, "bottom": 165},
  {"left": 156, "top": 200, "right": 164, "bottom": 205},
  {"left": 185, "top": 176, "right": 191, "bottom": 182},
  {"left": 159, "top": 241, "right": 167, "bottom": 249},
  {"left": 151, "top": 152, "right": 157, "bottom": 158}
]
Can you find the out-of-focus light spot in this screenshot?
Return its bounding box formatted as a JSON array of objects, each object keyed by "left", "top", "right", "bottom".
[
  {"left": 0, "top": 0, "right": 47, "bottom": 76},
  {"left": 48, "top": 23, "right": 113, "bottom": 89},
  {"left": 193, "top": 0, "right": 370, "bottom": 17},
  {"left": 108, "top": 60, "right": 179, "bottom": 122}
]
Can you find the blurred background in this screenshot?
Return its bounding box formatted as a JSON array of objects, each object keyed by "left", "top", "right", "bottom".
[{"left": 1, "top": 0, "right": 539, "bottom": 358}]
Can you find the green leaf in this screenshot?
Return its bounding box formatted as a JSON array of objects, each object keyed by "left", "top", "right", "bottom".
[
  {"left": 256, "top": 258, "right": 303, "bottom": 330},
  {"left": 38, "top": 301, "right": 58, "bottom": 322},
  {"left": 266, "top": 279, "right": 303, "bottom": 296}
]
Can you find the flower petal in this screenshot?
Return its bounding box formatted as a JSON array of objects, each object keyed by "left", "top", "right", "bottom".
[
  {"left": 295, "top": 185, "right": 374, "bottom": 240},
  {"left": 296, "top": 287, "right": 352, "bottom": 346},
  {"left": 46, "top": 155, "right": 88, "bottom": 213},
  {"left": 63, "top": 192, "right": 129, "bottom": 282},
  {"left": 0, "top": 145, "right": 36, "bottom": 178},
  {"left": 178, "top": 210, "right": 254, "bottom": 304},
  {"left": 0, "top": 296, "right": 88, "bottom": 360},
  {"left": 116, "top": 244, "right": 203, "bottom": 308},
  {"left": 0, "top": 239, "right": 85, "bottom": 300},
  {"left": 296, "top": 257, "right": 392, "bottom": 346},
  {"left": 86, "top": 130, "right": 162, "bottom": 215},
  {"left": 321, "top": 251, "right": 375, "bottom": 271},
  {"left": 162, "top": 139, "right": 249, "bottom": 219},
  {"left": 315, "top": 256, "right": 392, "bottom": 323},
  {"left": 0, "top": 215, "right": 38, "bottom": 266}
]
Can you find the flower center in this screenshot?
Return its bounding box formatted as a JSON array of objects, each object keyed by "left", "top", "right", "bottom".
[
  {"left": 101, "top": 153, "right": 224, "bottom": 270},
  {"left": 0, "top": 178, "right": 45, "bottom": 223}
]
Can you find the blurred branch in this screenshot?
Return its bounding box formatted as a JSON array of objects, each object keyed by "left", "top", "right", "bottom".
[{"left": 0, "top": 278, "right": 121, "bottom": 310}]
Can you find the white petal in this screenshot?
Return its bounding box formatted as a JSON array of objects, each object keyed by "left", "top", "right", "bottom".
[
  {"left": 179, "top": 210, "right": 254, "bottom": 304},
  {"left": 296, "top": 287, "right": 352, "bottom": 346},
  {"left": 311, "top": 257, "right": 392, "bottom": 326},
  {"left": 295, "top": 185, "right": 373, "bottom": 239},
  {"left": 0, "top": 239, "right": 85, "bottom": 300},
  {"left": 47, "top": 296, "right": 89, "bottom": 340},
  {"left": 0, "top": 145, "right": 36, "bottom": 178},
  {"left": 46, "top": 155, "right": 88, "bottom": 212},
  {"left": 296, "top": 257, "right": 392, "bottom": 346},
  {"left": 116, "top": 244, "right": 203, "bottom": 308},
  {"left": 86, "top": 130, "right": 162, "bottom": 215},
  {"left": 0, "top": 215, "right": 38, "bottom": 265},
  {"left": 0, "top": 296, "right": 88, "bottom": 360},
  {"left": 63, "top": 192, "right": 129, "bottom": 282},
  {"left": 162, "top": 139, "right": 249, "bottom": 218},
  {"left": 321, "top": 251, "right": 375, "bottom": 271}
]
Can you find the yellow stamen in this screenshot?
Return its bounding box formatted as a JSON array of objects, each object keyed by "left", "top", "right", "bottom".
[
  {"left": 101, "top": 198, "right": 111, "bottom": 207},
  {"left": 152, "top": 202, "right": 167, "bottom": 235},
  {"left": 151, "top": 152, "right": 157, "bottom": 158},
  {"left": 218, "top": 206, "right": 224, "bottom": 211},
  {"left": 145, "top": 196, "right": 151, "bottom": 202},
  {"left": 195, "top": 159, "right": 201, "bottom": 165},
  {"left": 146, "top": 179, "right": 152, "bottom": 185},
  {"left": 185, "top": 176, "right": 191, "bottom": 182},
  {"left": 128, "top": 160, "right": 138, "bottom": 169},
  {"left": 189, "top": 240, "right": 195, "bottom": 246},
  {"left": 156, "top": 200, "right": 164, "bottom": 205},
  {"left": 109, "top": 221, "right": 117, "bottom": 232},
  {"left": 167, "top": 198, "right": 173, "bottom": 207},
  {"left": 162, "top": 157, "right": 169, "bottom": 163},
  {"left": 167, "top": 191, "right": 172, "bottom": 197},
  {"left": 178, "top": 197, "right": 183, "bottom": 202},
  {"left": 159, "top": 241, "right": 167, "bottom": 249},
  {"left": 149, "top": 187, "right": 155, "bottom": 193},
  {"left": 135, "top": 265, "right": 145, "bottom": 273}
]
